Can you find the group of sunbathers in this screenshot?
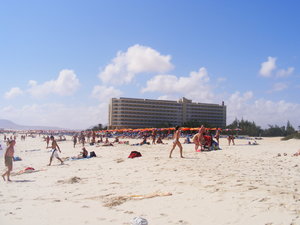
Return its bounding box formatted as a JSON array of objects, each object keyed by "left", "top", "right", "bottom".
[{"left": 192, "top": 126, "right": 221, "bottom": 152}]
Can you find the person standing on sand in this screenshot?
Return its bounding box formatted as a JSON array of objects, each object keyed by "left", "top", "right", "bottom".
[
  {"left": 169, "top": 126, "right": 184, "bottom": 158},
  {"left": 80, "top": 132, "right": 85, "bottom": 147},
  {"left": 215, "top": 129, "right": 221, "bottom": 144},
  {"left": 2, "top": 140, "right": 15, "bottom": 182},
  {"left": 48, "top": 136, "right": 64, "bottom": 166},
  {"left": 72, "top": 135, "right": 77, "bottom": 148},
  {"left": 193, "top": 132, "right": 201, "bottom": 152},
  {"left": 151, "top": 129, "right": 157, "bottom": 144},
  {"left": 46, "top": 135, "right": 50, "bottom": 148},
  {"left": 227, "top": 134, "right": 235, "bottom": 145}
]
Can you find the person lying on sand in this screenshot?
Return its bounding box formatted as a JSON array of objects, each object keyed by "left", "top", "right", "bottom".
[
  {"left": 113, "top": 137, "right": 119, "bottom": 143},
  {"left": 248, "top": 141, "right": 258, "bottom": 145},
  {"left": 102, "top": 138, "right": 114, "bottom": 146},
  {"left": 293, "top": 149, "right": 300, "bottom": 156}
]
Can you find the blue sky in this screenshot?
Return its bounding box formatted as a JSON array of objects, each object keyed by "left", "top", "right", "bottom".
[{"left": 0, "top": 0, "right": 299, "bottom": 129}]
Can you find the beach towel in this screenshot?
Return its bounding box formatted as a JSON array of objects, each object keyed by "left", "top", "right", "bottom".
[
  {"left": 128, "top": 151, "right": 142, "bottom": 158},
  {"left": 13, "top": 156, "right": 22, "bottom": 161},
  {"left": 17, "top": 167, "right": 35, "bottom": 174},
  {"left": 68, "top": 156, "right": 91, "bottom": 161}
]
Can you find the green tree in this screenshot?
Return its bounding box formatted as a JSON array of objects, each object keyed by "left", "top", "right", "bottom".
[
  {"left": 226, "top": 119, "right": 262, "bottom": 136},
  {"left": 286, "top": 121, "right": 296, "bottom": 136}
]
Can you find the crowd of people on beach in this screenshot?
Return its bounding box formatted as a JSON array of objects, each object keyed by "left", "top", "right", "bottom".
[
  {"left": 0, "top": 126, "right": 228, "bottom": 181},
  {"left": 3, "top": 125, "right": 298, "bottom": 183}
]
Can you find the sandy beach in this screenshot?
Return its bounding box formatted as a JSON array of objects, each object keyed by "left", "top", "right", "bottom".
[{"left": 0, "top": 134, "right": 299, "bottom": 225}]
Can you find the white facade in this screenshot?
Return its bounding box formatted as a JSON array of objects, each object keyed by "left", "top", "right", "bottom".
[{"left": 109, "top": 97, "right": 226, "bottom": 129}]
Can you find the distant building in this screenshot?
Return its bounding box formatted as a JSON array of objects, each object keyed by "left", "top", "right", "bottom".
[{"left": 108, "top": 97, "right": 226, "bottom": 129}]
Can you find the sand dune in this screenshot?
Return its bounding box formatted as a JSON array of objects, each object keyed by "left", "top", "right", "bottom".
[{"left": 0, "top": 134, "right": 299, "bottom": 225}]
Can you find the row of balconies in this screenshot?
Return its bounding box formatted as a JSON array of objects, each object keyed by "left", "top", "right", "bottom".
[
  {"left": 112, "top": 108, "right": 180, "bottom": 113},
  {"left": 111, "top": 108, "right": 225, "bottom": 116},
  {"left": 112, "top": 99, "right": 179, "bottom": 105},
  {"left": 112, "top": 111, "right": 180, "bottom": 117},
  {"left": 111, "top": 112, "right": 224, "bottom": 119},
  {"left": 111, "top": 117, "right": 225, "bottom": 124},
  {"left": 112, "top": 105, "right": 181, "bottom": 110},
  {"left": 113, "top": 99, "right": 224, "bottom": 107},
  {"left": 112, "top": 103, "right": 225, "bottom": 110},
  {"left": 112, "top": 104, "right": 226, "bottom": 110},
  {"left": 111, "top": 117, "right": 180, "bottom": 122}
]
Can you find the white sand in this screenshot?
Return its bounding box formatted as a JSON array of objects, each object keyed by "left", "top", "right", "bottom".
[{"left": 0, "top": 134, "right": 299, "bottom": 225}]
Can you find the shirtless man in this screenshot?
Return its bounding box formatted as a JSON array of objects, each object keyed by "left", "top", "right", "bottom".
[
  {"left": 169, "top": 126, "right": 184, "bottom": 158},
  {"left": 48, "top": 136, "right": 63, "bottom": 166},
  {"left": 2, "top": 140, "right": 15, "bottom": 182}
]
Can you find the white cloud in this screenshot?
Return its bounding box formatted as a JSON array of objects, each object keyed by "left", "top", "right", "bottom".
[
  {"left": 157, "top": 95, "right": 177, "bottom": 101},
  {"left": 28, "top": 69, "right": 80, "bottom": 98},
  {"left": 270, "top": 82, "right": 288, "bottom": 92},
  {"left": 28, "top": 80, "right": 37, "bottom": 86},
  {"left": 142, "top": 67, "right": 214, "bottom": 102},
  {"left": 259, "top": 56, "right": 277, "bottom": 77},
  {"left": 217, "top": 77, "right": 227, "bottom": 83},
  {"left": 226, "top": 91, "right": 300, "bottom": 128},
  {"left": 226, "top": 91, "right": 254, "bottom": 120},
  {"left": 0, "top": 103, "right": 108, "bottom": 130},
  {"left": 276, "top": 67, "right": 294, "bottom": 77},
  {"left": 4, "top": 87, "right": 24, "bottom": 99},
  {"left": 91, "top": 85, "right": 122, "bottom": 102},
  {"left": 99, "top": 44, "right": 173, "bottom": 85}
]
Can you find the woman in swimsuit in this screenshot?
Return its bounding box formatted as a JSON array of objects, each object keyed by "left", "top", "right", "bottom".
[{"left": 169, "top": 126, "right": 184, "bottom": 158}]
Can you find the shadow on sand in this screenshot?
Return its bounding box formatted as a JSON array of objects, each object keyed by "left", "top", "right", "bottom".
[{"left": 12, "top": 179, "right": 35, "bottom": 183}]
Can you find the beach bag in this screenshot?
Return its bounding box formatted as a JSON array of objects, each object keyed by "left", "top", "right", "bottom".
[
  {"left": 90, "top": 151, "right": 96, "bottom": 157},
  {"left": 128, "top": 151, "right": 142, "bottom": 158},
  {"left": 131, "top": 217, "right": 148, "bottom": 225}
]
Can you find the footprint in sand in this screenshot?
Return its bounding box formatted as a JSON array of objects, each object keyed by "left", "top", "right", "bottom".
[
  {"left": 248, "top": 186, "right": 258, "bottom": 190},
  {"left": 124, "top": 210, "right": 134, "bottom": 214},
  {"left": 259, "top": 197, "right": 270, "bottom": 202}
]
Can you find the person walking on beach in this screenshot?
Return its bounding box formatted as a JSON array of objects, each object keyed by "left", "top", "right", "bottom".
[
  {"left": 2, "top": 140, "right": 15, "bottom": 182},
  {"left": 169, "top": 126, "right": 184, "bottom": 158},
  {"left": 48, "top": 136, "right": 64, "bottom": 166}
]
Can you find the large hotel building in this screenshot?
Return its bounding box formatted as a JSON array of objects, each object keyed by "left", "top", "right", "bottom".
[{"left": 108, "top": 97, "right": 226, "bottom": 129}]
